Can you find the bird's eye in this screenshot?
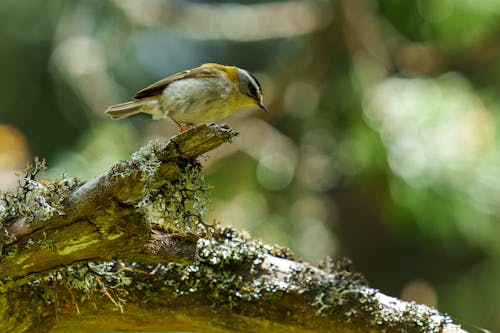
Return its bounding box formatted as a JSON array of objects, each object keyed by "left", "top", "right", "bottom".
[
  {"left": 247, "top": 72, "right": 262, "bottom": 97},
  {"left": 247, "top": 81, "right": 259, "bottom": 100}
]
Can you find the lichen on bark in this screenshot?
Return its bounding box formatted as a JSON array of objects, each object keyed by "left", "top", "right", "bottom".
[{"left": 0, "top": 124, "right": 467, "bottom": 333}]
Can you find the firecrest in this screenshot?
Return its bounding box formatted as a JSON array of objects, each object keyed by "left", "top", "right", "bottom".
[{"left": 105, "top": 63, "right": 268, "bottom": 131}]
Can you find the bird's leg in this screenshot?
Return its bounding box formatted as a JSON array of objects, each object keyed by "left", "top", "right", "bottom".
[{"left": 169, "top": 115, "right": 191, "bottom": 132}]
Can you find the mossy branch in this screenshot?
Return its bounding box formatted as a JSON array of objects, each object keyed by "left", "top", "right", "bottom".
[
  {"left": 0, "top": 124, "right": 468, "bottom": 333},
  {"left": 0, "top": 124, "right": 236, "bottom": 289}
]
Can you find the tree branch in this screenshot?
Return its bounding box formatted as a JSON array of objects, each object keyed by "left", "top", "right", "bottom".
[
  {"left": 1, "top": 124, "right": 236, "bottom": 289},
  {"left": 0, "top": 124, "right": 469, "bottom": 333}
]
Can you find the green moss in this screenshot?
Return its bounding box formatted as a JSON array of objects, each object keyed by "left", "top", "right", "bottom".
[
  {"left": 130, "top": 143, "right": 210, "bottom": 230},
  {"left": 38, "top": 231, "right": 56, "bottom": 252},
  {"left": 18, "top": 226, "right": 293, "bottom": 312},
  {"left": 3, "top": 246, "right": 18, "bottom": 261},
  {"left": 144, "top": 162, "right": 212, "bottom": 233},
  {"left": 112, "top": 141, "right": 162, "bottom": 182},
  {"left": 0, "top": 158, "right": 83, "bottom": 252},
  {"left": 22, "top": 261, "right": 132, "bottom": 313},
  {"left": 24, "top": 239, "right": 35, "bottom": 250},
  {"left": 146, "top": 226, "right": 295, "bottom": 308},
  {"left": 110, "top": 139, "right": 211, "bottom": 233}
]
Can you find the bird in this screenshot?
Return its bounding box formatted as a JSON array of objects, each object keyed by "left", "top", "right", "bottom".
[{"left": 104, "top": 63, "right": 268, "bottom": 131}]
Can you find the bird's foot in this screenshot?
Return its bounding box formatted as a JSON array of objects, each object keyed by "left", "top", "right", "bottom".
[{"left": 179, "top": 124, "right": 196, "bottom": 132}]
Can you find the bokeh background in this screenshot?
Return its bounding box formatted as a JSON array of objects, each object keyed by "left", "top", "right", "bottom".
[{"left": 0, "top": 0, "right": 499, "bottom": 330}]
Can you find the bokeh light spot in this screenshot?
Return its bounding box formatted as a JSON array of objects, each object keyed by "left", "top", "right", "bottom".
[
  {"left": 400, "top": 279, "right": 437, "bottom": 307},
  {"left": 296, "top": 218, "right": 335, "bottom": 261},
  {"left": 256, "top": 153, "right": 295, "bottom": 191},
  {"left": 417, "top": 0, "right": 454, "bottom": 23},
  {"left": 284, "top": 81, "right": 320, "bottom": 118}
]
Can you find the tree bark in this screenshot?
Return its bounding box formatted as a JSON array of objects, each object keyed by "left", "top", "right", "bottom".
[{"left": 0, "top": 124, "right": 468, "bottom": 333}]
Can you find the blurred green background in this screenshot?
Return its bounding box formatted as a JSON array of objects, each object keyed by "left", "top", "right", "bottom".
[{"left": 0, "top": 0, "right": 499, "bottom": 330}]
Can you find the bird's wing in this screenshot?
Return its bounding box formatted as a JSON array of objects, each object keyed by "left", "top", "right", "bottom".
[{"left": 133, "top": 66, "right": 220, "bottom": 100}]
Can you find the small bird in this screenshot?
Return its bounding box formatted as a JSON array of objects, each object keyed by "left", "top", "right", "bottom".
[{"left": 105, "top": 63, "right": 268, "bottom": 131}]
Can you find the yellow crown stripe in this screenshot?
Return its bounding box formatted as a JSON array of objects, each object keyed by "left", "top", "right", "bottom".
[{"left": 201, "top": 63, "right": 239, "bottom": 84}]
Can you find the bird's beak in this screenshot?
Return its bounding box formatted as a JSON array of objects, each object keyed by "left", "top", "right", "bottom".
[{"left": 259, "top": 101, "right": 269, "bottom": 113}]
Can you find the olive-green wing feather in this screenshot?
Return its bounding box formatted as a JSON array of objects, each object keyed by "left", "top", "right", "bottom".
[{"left": 133, "top": 66, "right": 219, "bottom": 99}]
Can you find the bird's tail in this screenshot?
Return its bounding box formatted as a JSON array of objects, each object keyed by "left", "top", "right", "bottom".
[{"left": 105, "top": 101, "right": 145, "bottom": 120}]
